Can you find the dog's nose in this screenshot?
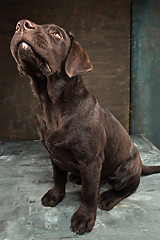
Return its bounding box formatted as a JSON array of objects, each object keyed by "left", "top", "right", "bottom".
[{"left": 16, "top": 19, "right": 35, "bottom": 32}]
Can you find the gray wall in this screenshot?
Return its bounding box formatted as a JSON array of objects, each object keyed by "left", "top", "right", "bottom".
[{"left": 131, "top": 0, "right": 160, "bottom": 149}]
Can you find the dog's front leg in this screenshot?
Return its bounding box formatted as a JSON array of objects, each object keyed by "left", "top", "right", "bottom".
[
  {"left": 41, "top": 162, "right": 67, "bottom": 207},
  {"left": 70, "top": 161, "right": 101, "bottom": 235}
]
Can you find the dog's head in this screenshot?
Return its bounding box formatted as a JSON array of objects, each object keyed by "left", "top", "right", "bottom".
[{"left": 10, "top": 19, "right": 93, "bottom": 78}]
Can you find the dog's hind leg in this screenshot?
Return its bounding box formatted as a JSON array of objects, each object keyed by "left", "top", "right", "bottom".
[{"left": 98, "top": 177, "right": 140, "bottom": 211}]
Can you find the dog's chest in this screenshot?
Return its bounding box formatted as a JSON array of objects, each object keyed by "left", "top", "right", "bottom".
[
  {"left": 48, "top": 136, "right": 80, "bottom": 175},
  {"left": 41, "top": 120, "right": 81, "bottom": 174},
  {"left": 53, "top": 146, "right": 79, "bottom": 175}
]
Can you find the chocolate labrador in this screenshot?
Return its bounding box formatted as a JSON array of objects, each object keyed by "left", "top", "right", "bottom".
[{"left": 10, "top": 20, "right": 160, "bottom": 235}]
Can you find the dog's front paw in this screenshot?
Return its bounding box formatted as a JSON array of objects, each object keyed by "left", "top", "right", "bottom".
[
  {"left": 70, "top": 207, "right": 96, "bottom": 235},
  {"left": 41, "top": 188, "right": 65, "bottom": 207}
]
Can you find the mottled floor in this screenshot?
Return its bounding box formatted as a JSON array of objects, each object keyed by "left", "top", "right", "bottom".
[{"left": 0, "top": 135, "right": 160, "bottom": 240}]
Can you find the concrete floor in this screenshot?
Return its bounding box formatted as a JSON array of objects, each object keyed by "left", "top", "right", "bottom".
[{"left": 0, "top": 135, "right": 160, "bottom": 240}]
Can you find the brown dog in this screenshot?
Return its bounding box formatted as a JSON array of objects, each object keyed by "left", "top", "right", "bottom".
[{"left": 10, "top": 20, "right": 160, "bottom": 235}]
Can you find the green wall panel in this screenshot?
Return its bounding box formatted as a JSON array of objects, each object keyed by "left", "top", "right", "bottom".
[{"left": 131, "top": 0, "right": 160, "bottom": 149}]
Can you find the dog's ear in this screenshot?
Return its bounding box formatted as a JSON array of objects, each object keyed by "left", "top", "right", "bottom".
[{"left": 65, "top": 40, "right": 93, "bottom": 78}]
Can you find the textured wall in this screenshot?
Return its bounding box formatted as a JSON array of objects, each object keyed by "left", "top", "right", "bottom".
[
  {"left": 131, "top": 0, "right": 160, "bottom": 149},
  {"left": 0, "top": 0, "right": 130, "bottom": 141}
]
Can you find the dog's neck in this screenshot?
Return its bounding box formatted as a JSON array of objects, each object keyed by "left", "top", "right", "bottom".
[
  {"left": 30, "top": 72, "right": 89, "bottom": 116},
  {"left": 48, "top": 73, "right": 88, "bottom": 106},
  {"left": 30, "top": 73, "right": 87, "bottom": 102}
]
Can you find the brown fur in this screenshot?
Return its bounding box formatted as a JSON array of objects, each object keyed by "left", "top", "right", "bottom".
[{"left": 10, "top": 20, "right": 160, "bottom": 235}]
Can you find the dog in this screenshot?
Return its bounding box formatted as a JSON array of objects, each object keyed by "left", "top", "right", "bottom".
[{"left": 10, "top": 19, "right": 160, "bottom": 235}]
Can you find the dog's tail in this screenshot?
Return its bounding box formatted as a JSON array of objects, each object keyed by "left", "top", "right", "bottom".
[{"left": 142, "top": 165, "right": 160, "bottom": 175}]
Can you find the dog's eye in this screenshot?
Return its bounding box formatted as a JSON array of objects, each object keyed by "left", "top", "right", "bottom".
[{"left": 50, "top": 31, "right": 62, "bottom": 39}]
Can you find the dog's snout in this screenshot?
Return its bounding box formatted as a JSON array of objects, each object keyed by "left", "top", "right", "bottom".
[
  {"left": 24, "top": 20, "right": 35, "bottom": 29},
  {"left": 16, "top": 19, "right": 35, "bottom": 32}
]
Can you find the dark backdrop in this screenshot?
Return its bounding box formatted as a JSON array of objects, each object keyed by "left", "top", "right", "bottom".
[{"left": 0, "top": 0, "right": 130, "bottom": 141}]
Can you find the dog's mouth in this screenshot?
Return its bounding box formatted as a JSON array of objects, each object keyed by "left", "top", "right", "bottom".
[{"left": 16, "top": 41, "right": 52, "bottom": 76}]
